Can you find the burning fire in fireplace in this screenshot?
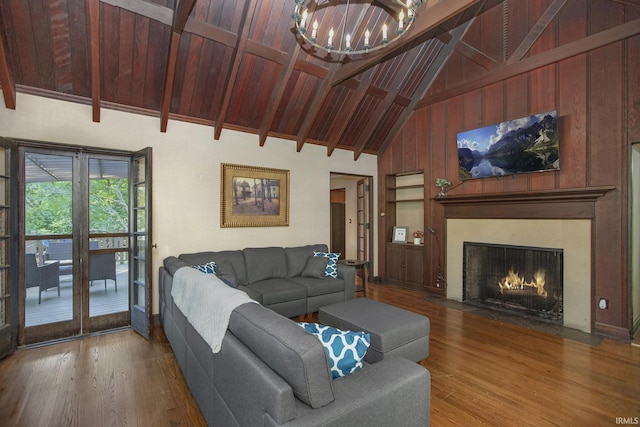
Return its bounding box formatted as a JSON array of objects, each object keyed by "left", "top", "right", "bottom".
[
  {"left": 498, "top": 268, "right": 547, "bottom": 297},
  {"left": 463, "top": 242, "right": 563, "bottom": 322}
]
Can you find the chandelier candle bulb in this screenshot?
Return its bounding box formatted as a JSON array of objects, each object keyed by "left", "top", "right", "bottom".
[{"left": 292, "top": 1, "right": 421, "bottom": 56}]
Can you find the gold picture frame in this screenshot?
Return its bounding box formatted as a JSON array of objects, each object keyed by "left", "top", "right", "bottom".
[{"left": 220, "top": 163, "right": 290, "bottom": 227}]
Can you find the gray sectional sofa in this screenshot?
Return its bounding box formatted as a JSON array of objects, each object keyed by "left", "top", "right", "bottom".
[
  {"left": 159, "top": 244, "right": 431, "bottom": 426},
  {"left": 170, "top": 244, "right": 355, "bottom": 318}
]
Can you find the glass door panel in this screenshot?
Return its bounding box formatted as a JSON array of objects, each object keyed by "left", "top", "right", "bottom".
[
  {"left": 0, "top": 141, "right": 15, "bottom": 359},
  {"left": 130, "top": 149, "right": 151, "bottom": 338},
  {"left": 24, "top": 153, "right": 74, "bottom": 329},
  {"left": 88, "top": 158, "right": 129, "bottom": 320},
  {"left": 24, "top": 238, "right": 74, "bottom": 326}
]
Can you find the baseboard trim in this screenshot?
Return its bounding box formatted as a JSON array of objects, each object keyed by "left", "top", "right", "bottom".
[{"left": 594, "top": 321, "right": 632, "bottom": 343}]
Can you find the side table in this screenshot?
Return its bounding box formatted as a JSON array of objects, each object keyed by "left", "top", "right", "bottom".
[{"left": 338, "top": 259, "right": 369, "bottom": 297}]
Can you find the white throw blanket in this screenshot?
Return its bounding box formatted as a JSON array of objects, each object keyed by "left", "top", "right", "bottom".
[{"left": 171, "top": 267, "right": 257, "bottom": 353}]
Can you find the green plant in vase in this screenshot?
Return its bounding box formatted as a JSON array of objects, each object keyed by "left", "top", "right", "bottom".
[{"left": 435, "top": 178, "right": 451, "bottom": 198}]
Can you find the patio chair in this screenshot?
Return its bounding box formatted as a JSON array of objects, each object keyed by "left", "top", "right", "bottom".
[
  {"left": 89, "top": 252, "right": 117, "bottom": 292},
  {"left": 45, "top": 240, "right": 73, "bottom": 276},
  {"left": 25, "top": 253, "right": 61, "bottom": 304}
]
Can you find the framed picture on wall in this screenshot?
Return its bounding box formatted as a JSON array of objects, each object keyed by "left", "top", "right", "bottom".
[
  {"left": 220, "top": 163, "right": 290, "bottom": 227},
  {"left": 392, "top": 226, "right": 408, "bottom": 243}
]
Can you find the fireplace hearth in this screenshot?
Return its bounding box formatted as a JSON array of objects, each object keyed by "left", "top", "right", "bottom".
[{"left": 463, "top": 242, "right": 564, "bottom": 323}]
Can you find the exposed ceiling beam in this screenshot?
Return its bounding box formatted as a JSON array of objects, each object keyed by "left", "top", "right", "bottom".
[
  {"left": 454, "top": 40, "right": 500, "bottom": 70},
  {"left": 294, "top": 59, "right": 329, "bottom": 79},
  {"left": 185, "top": 18, "right": 236, "bottom": 47},
  {"left": 507, "top": 0, "right": 567, "bottom": 64},
  {"left": 416, "top": 17, "right": 640, "bottom": 109},
  {"left": 172, "top": 0, "right": 194, "bottom": 33},
  {"left": 330, "top": 0, "right": 489, "bottom": 86},
  {"left": 295, "top": 75, "right": 335, "bottom": 152},
  {"left": 378, "top": 20, "right": 475, "bottom": 155},
  {"left": 259, "top": 43, "right": 301, "bottom": 146},
  {"left": 608, "top": 0, "right": 640, "bottom": 6},
  {"left": 0, "top": 8, "right": 16, "bottom": 109},
  {"left": 160, "top": 32, "right": 181, "bottom": 132},
  {"left": 326, "top": 67, "right": 377, "bottom": 157},
  {"left": 182, "top": 19, "right": 329, "bottom": 80},
  {"left": 100, "top": 0, "right": 172, "bottom": 25},
  {"left": 160, "top": 0, "right": 196, "bottom": 132},
  {"left": 184, "top": 18, "right": 291, "bottom": 66},
  {"left": 213, "top": 0, "right": 258, "bottom": 140},
  {"left": 294, "top": 57, "right": 348, "bottom": 152},
  {"left": 352, "top": 46, "right": 434, "bottom": 160},
  {"left": 86, "top": 0, "right": 101, "bottom": 122}
]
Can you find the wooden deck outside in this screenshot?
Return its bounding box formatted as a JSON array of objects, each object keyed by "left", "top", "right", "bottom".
[{"left": 25, "top": 265, "right": 129, "bottom": 327}]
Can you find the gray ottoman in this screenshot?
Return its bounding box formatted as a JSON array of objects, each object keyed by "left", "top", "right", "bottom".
[{"left": 318, "top": 298, "right": 430, "bottom": 363}]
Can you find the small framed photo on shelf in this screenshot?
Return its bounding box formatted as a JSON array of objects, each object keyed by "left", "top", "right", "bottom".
[{"left": 392, "top": 226, "right": 409, "bottom": 243}]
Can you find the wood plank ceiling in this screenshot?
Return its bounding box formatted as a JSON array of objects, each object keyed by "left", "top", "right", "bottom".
[{"left": 0, "top": 0, "right": 638, "bottom": 159}]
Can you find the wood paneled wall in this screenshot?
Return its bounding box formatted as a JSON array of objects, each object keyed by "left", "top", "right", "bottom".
[{"left": 378, "top": 0, "right": 640, "bottom": 341}]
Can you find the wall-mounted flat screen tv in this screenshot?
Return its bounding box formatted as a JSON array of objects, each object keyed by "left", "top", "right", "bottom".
[{"left": 457, "top": 110, "right": 559, "bottom": 180}]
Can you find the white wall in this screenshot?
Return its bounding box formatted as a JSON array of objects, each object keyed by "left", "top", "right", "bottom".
[{"left": 0, "top": 92, "right": 378, "bottom": 314}]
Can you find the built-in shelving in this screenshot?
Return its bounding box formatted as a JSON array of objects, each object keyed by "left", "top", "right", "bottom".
[{"left": 384, "top": 171, "right": 424, "bottom": 289}]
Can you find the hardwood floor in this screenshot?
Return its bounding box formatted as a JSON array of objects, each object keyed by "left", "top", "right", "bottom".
[
  {"left": 369, "top": 284, "right": 640, "bottom": 426},
  {"left": 0, "top": 327, "right": 207, "bottom": 427},
  {"left": 1, "top": 283, "right": 638, "bottom": 426}
]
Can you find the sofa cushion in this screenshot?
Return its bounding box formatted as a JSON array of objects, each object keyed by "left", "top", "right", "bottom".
[
  {"left": 163, "top": 256, "right": 189, "bottom": 275},
  {"left": 237, "top": 285, "right": 262, "bottom": 303},
  {"left": 228, "top": 303, "right": 335, "bottom": 409},
  {"left": 216, "top": 259, "right": 238, "bottom": 287},
  {"left": 313, "top": 251, "right": 340, "bottom": 278},
  {"left": 179, "top": 251, "right": 218, "bottom": 266},
  {"left": 301, "top": 256, "right": 328, "bottom": 279},
  {"left": 285, "top": 244, "right": 328, "bottom": 277},
  {"left": 244, "top": 247, "right": 288, "bottom": 283},
  {"left": 297, "top": 322, "right": 370, "bottom": 379},
  {"left": 179, "top": 251, "right": 248, "bottom": 285},
  {"left": 245, "top": 278, "right": 307, "bottom": 305},
  {"left": 290, "top": 276, "right": 345, "bottom": 297}
]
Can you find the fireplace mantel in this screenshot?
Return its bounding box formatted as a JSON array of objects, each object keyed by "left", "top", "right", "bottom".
[{"left": 435, "top": 186, "right": 614, "bottom": 219}]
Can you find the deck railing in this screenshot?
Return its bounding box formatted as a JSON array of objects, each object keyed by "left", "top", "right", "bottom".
[{"left": 26, "top": 236, "right": 129, "bottom": 266}]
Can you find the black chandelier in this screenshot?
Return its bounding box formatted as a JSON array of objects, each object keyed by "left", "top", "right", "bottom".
[{"left": 292, "top": 0, "right": 423, "bottom": 56}]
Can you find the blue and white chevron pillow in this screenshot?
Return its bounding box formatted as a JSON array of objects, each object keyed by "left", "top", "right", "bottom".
[
  {"left": 297, "top": 322, "right": 370, "bottom": 379},
  {"left": 191, "top": 261, "right": 217, "bottom": 274},
  {"left": 313, "top": 251, "right": 340, "bottom": 278}
]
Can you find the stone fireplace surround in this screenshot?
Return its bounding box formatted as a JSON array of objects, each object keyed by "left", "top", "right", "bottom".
[{"left": 446, "top": 218, "right": 590, "bottom": 332}]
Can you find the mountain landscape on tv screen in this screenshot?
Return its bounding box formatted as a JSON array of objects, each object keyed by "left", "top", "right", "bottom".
[{"left": 457, "top": 111, "right": 559, "bottom": 180}]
